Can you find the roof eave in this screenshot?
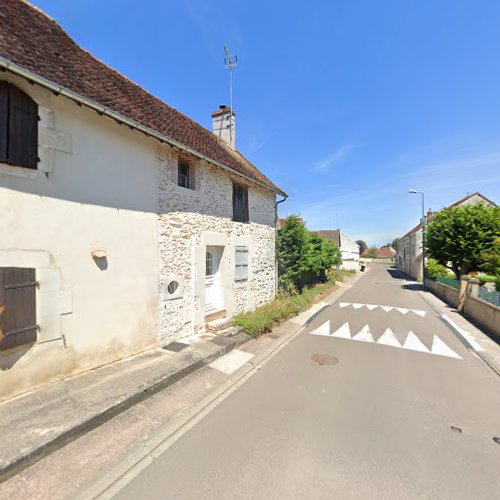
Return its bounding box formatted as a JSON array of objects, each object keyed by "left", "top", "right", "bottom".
[{"left": 0, "top": 56, "right": 286, "bottom": 197}]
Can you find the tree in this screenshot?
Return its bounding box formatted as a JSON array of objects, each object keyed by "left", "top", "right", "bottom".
[
  {"left": 307, "top": 232, "right": 342, "bottom": 278},
  {"left": 363, "top": 246, "right": 379, "bottom": 259},
  {"left": 426, "top": 204, "right": 500, "bottom": 279},
  {"left": 391, "top": 238, "right": 399, "bottom": 251},
  {"left": 356, "top": 240, "right": 367, "bottom": 255},
  {"left": 277, "top": 215, "right": 310, "bottom": 291}
]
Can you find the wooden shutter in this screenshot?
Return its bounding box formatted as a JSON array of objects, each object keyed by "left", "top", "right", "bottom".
[
  {"left": 0, "top": 81, "right": 8, "bottom": 163},
  {"left": 233, "top": 183, "right": 249, "bottom": 222},
  {"left": 8, "top": 85, "right": 38, "bottom": 169},
  {"left": 235, "top": 246, "right": 249, "bottom": 282},
  {"left": 188, "top": 162, "right": 196, "bottom": 190},
  {"left": 0, "top": 268, "right": 37, "bottom": 351}
]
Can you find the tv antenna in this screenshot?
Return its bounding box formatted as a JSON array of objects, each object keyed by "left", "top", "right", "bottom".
[{"left": 224, "top": 44, "right": 237, "bottom": 146}]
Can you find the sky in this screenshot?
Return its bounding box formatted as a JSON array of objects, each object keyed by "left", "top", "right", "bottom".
[{"left": 31, "top": 0, "right": 500, "bottom": 245}]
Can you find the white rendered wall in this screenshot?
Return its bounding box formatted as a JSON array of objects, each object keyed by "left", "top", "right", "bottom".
[{"left": 0, "top": 74, "right": 160, "bottom": 400}]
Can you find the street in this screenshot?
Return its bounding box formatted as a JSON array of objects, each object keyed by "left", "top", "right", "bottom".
[{"left": 113, "top": 266, "right": 500, "bottom": 500}]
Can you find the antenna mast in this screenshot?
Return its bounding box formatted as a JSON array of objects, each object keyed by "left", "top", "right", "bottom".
[{"left": 224, "top": 44, "right": 237, "bottom": 146}]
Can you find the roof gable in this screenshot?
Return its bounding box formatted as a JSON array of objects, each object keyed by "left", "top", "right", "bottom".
[{"left": 0, "top": 0, "right": 284, "bottom": 195}]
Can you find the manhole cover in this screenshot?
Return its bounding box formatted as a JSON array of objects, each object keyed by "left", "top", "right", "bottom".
[
  {"left": 493, "top": 436, "right": 500, "bottom": 445},
  {"left": 311, "top": 354, "right": 338, "bottom": 365},
  {"left": 450, "top": 425, "right": 462, "bottom": 434}
]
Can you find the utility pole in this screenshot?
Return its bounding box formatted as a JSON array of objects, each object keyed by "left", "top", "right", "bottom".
[{"left": 224, "top": 44, "right": 237, "bottom": 147}]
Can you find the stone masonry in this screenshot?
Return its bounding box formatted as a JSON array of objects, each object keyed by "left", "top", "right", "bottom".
[{"left": 157, "top": 144, "right": 276, "bottom": 344}]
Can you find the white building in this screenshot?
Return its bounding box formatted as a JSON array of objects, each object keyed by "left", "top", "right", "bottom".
[
  {"left": 314, "top": 230, "right": 360, "bottom": 271},
  {"left": 397, "top": 192, "right": 495, "bottom": 280},
  {"left": 0, "top": 1, "right": 285, "bottom": 401}
]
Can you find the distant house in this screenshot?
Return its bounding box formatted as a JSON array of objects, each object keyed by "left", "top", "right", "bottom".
[
  {"left": 377, "top": 246, "right": 397, "bottom": 259},
  {"left": 0, "top": 1, "right": 284, "bottom": 401},
  {"left": 277, "top": 216, "right": 304, "bottom": 229},
  {"left": 314, "top": 230, "right": 360, "bottom": 271},
  {"left": 397, "top": 192, "right": 495, "bottom": 280}
]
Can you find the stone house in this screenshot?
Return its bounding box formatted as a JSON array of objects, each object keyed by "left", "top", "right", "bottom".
[
  {"left": 0, "top": 0, "right": 285, "bottom": 401},
  {"left": 314, "top": 230, "right": 360, "bottom": 271},
  {"left": 397, "top": 192, "right": 495, "bottom": 280}
]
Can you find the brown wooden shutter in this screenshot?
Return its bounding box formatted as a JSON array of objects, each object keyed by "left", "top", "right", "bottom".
[
  {"left": 0, "top": 81, "right": 8, "bottom": 163},
  {"left": 8, "top": 85, "right": 38, "bottom": 169},
  {"left": 0, "top": 268, "right": 37, "bottom": 351}
]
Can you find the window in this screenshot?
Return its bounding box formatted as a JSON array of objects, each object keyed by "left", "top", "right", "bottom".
[
  {"left": 206, "top": 251, "right": 213, "bottom": 276},
  {"left": 0, "top": 267, "right": 37, "bottom": 351},
  {"left": 0, "top": 82, "right": 38, "bottom": 169},
  {"left": 178, "top": 157, "right": 196, "bottom": 189},
  {"left": 235, "top": 246, "right": 249, "bottom": 282},
  {"left": 232, "top": 182, "right": 249, "bottom": 222}
]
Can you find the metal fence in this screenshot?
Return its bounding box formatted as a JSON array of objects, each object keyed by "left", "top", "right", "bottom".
[
  {"left": 435, "top": 276, "right": 460, "bottom": 290},
  {"left": 478, "top": 285, "right": 500, "bottom": 307}
]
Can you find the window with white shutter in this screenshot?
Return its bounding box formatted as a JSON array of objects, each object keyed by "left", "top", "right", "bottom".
[{"left": 235, "top": 246, "right": 249, "bottom": 282}]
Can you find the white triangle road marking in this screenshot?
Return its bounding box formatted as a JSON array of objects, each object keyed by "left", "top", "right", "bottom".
[
  {"left": 331, "top": 322, "right": 352, "bottom": 339},
  {"left": 403, "top": 331, "right": 429, "bottom": 352},
  {"left": 412, "top": 309, "right": 427, "bottom": 317},
  {"left": 381, "top": 306, "right": 393, "bottom": 312},
  {"left": 377, "top": 328, "right": 401, "bottom": 347},
  {"left": 352, "top": 303, "right": 364, "bottom": 309},
  {"left": 352, "top": 325, "right": 374, "bottom": 343},
  {"left": 396, "top": 307, "right": 410, "bottom": 315},
  {"left": 366, "top": 304, "right": 378, "bottom": 311},
  {"left": 309, "top": 320, "right": 331, "bottom": 337},
  {"left": 339, "top": 302, "right": 350, "bottom": 308},
  {"left": 431, "top": 335, "right": 462, "bottom": 359}
]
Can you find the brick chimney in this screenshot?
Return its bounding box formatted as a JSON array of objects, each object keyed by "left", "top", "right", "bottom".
[
  {"left": 426, "top": 208, "right": 433, "bottom": 224},
  {"left": 212, "top": 105, "right": 236, "bottom": 149}
]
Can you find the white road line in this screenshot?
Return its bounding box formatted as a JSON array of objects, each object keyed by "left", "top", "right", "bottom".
[
  {"left": 431, "top": 335, "right": 462, "bottom": 359},
  {"left": 208, "top": 349, "right": 255, "bottom": 375},
  {"left": 377, "top": 328, "right": 401, "bottom": 347},
  {"left": 339, "top": 303, "right": 426, "bottom": 316},
  {"left": 309, "top": 320, "right": 331, "bottom": 337},
  {"left": 331, "top": 322, "right": 352, "bottom": 338},
  {"left": 308, "top": 323, "right": 461, "bottom": 361},
  {"left": 352, "top": 325, "right": 374, "bottom": 342},
  {"left": 403, "top": 331, "right": 429, "bottom": 352},
  {"left": 441, "top": 314, "right": 485, "bottom": 352}
]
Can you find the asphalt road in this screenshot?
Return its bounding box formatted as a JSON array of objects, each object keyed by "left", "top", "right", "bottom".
[{"left": 114, "top": 267, "right": 500, "bottom": 500}]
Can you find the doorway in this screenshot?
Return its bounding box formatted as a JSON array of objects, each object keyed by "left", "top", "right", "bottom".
[{"left": 205, "top": 246, "right": 224, "bottom": 314}]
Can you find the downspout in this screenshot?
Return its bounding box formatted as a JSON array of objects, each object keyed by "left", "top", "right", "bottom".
[{"left": 275, "top": 194, "right": 288, "bottom": 295}]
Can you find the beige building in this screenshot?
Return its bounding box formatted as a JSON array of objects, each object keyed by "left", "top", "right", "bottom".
[
  {"left": 314, "top": 230, "right": 360, "bottom": 271},
  {"left": 0, "top": 1, "right": 284, "bottom": 401},
  {"left": 397, "top": 192, "right": 495, "bottom": 280}
]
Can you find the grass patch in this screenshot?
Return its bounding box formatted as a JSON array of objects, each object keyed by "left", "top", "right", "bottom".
[{"left": 235, "top": 270, "right": 354, "bottom": 337}]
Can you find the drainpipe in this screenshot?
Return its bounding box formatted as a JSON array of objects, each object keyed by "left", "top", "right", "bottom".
[{"left": 275, "top": 194, "right": 288, "bottom": 295}]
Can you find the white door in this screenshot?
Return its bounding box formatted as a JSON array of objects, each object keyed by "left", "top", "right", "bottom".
[{"left": 205, "top": 246, "right": 223, "bottom": 314}]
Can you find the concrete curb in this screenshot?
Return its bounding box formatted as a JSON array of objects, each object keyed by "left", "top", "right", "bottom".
[
  {"left": 77, "top": 271, "right": 366, "bottom": 499},
  {"left": 0, "top": 333, "right": 250, "bottom": 484}
]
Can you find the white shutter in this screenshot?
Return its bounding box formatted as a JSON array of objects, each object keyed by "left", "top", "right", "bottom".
[{"left": 235, "top": 246, "right": 248, "bottom": 282}]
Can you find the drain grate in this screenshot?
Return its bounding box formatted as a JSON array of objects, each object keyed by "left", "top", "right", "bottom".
[{"left": 311, "top": 354, "right": 338, "bottom": 365}]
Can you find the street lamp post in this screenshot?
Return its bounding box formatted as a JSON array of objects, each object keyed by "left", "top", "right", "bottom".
[{"left": 408, "top": 190, "right": 426, "bottom": 286}]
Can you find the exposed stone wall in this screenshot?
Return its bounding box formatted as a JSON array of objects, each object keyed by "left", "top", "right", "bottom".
[{"left": 157, "top": 144, "right": 276, "bottom": 344}]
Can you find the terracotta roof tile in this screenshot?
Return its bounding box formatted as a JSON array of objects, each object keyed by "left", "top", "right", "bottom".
[{"left": 0, "top": 0, "right": 284, "bottom": 194}]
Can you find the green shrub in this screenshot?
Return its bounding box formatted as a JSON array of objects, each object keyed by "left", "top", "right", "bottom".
[
  {"left": 426, "top": 259, "right": 454, "bottom": 279},
  {"left": 476, "top": 275, "right": 500, "bottom": 291},
  {"left": 235, "top": 276, "right": 342, "bottom": 337}
]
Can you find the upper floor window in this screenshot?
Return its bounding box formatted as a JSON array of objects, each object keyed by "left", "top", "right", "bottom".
[
  {"left": 178, "top": 157, "right": 196, "bottom": 190},
  {"left": 0, "top": 82, "right": 38, "bottom": 169},
  {"left": 232, "top": 182, "right": 249, "bottom": 222}
]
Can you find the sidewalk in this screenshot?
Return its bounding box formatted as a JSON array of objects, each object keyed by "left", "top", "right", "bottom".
[
  {"left": 0, "top": 270, "right": 363, "bottom": 484},
  {"left": 417, "top": 283, "right": 500, "bottom": 377},
  {"left": 0, "top": 331, "right": 250, "bottom": 483}
]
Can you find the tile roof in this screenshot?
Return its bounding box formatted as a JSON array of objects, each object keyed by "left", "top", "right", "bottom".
[
  {"left": 0, "top": 0, "right": 284, "bottom": 195},
  {"left": 314, "top": 230, "right": 341, "bottom": 246}
]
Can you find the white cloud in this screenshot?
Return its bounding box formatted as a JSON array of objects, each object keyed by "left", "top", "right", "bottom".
[{"left": 314, "top": 144, "right": 360, "bottom": 172}]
